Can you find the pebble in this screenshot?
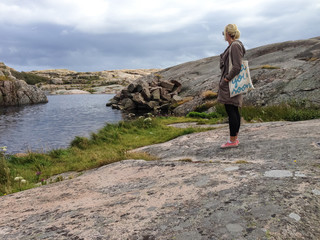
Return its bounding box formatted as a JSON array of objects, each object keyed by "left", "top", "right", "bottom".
[
  {"left": 289, "top": 213, "right": 301, "bottom": 221},
  {"left": 224, "top": 166, "right": 239, "bottom": 172},
  {"left": 294, "top": 172, "right": 306, "bottom": 177},
  {"left": 264, "top": 170, "right": 293, "bottom": 178},
  {"left": 312, "top": 189, "right": 320, "bottom": 196}
]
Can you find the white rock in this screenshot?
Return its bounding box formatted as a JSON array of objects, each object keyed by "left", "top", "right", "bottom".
[
  {"left": 224, "top": 166, "right": 239, "bottom": 172},
  {"left": 312, "top": 189, "right": 320, "bottom": 196},
  {"left": 289, "top": 213, "right": 301, "bottom": 221},
  {"left": 264, "top": 170, "right": 293, "bottom": 178},
  {"left": 294, "top": 172, "right": 306, "bottom": 177}
]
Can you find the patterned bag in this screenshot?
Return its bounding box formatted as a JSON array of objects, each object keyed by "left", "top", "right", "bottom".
[{"left": 228, "top": 42, "right": 254, "bottom": 97}]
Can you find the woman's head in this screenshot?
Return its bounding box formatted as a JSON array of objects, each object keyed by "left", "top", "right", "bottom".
[{"left": 224, "top": 24, "right": 240, "bottom": 41}]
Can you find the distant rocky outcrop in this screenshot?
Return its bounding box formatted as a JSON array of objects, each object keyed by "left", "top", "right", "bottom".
[
  {"left": 0, "top": 63, "right": 48, "bottom": 107},
  {"left": 109, "top": 36, "right": 320, "bottom": 115},
  {"left": 29, "top": 69, "right": 159, "bottom": 95},
  {"left": 107, "top": 77, "right": 182, "bottom": 113}
]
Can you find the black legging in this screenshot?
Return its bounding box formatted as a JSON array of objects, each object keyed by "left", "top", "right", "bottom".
[{"left": 225, "top": 104, "right": 241, "bottom": 137}]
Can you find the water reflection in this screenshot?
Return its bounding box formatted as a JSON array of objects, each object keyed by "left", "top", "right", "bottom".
[{"left": 0, "top": 94, "right": 123, "bottom": 154}]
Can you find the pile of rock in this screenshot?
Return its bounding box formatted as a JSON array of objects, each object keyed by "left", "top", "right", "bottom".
[{"left": 107, "top": 78, "right": 182, "bottom": 113}]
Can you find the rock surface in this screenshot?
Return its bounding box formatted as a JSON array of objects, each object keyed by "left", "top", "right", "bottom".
[
  {"left": 0, "top": 63, "right": 48, "bottom": 106},
  {"left": 109, "top": 36, "right": 320, "bottom": 115},
  {"left": 1, "top": 119, "right": 320, "bottom": 239}
]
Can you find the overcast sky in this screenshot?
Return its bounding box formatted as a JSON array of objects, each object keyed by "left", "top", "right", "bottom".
[{"left": 0, "top": 0, "right": 319, "bottom": 72}]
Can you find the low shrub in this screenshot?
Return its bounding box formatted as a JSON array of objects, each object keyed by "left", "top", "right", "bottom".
[{"left": 0, "top": 149, "right": 11, "bottom": 195}]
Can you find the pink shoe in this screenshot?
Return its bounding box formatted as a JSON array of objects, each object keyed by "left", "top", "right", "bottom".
[{"left": 220, "top": 140, "right": 239, "bottom": 148}]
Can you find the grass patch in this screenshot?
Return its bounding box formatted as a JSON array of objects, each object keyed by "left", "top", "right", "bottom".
[
  {"left": 189, "top": 100, "right": 320, "bottom": 123},
  {"left": 187, "top": 111, "right": 222, "bottom": 119},
  {"left": 0, "top": 116, "right": 211, "bottom": 195},
  {"left": 240, "top": 103, "right": 320, "bottom": 122}
]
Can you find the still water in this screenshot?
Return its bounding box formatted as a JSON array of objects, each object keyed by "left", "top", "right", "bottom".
[{"left": 0, "top": 94, "right": 123, "bottom": 154}]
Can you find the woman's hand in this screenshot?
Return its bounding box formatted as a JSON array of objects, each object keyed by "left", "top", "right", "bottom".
[{"left": 224, "top": 78, "right": 229, "bottom": 82}]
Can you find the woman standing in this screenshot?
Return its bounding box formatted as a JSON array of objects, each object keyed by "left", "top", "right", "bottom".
[{"left": 217, "top": 24, "right": 246, "bottom": 148}]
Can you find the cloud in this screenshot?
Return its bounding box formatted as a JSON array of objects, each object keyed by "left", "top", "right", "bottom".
[
  {"left": 0, "top": 0, "right": 207, "bottom": 33},
  {"left": 0, "top": 0, "right": 319, "bottom": 72},
  {"left": 0, "top": 0, "right": 273, "bottom": 34}
]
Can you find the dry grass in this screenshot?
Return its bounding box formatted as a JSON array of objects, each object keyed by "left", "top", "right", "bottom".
[
  {"left": 202, "top": 90, "right": 218, "bottom": 100},
  {"left": 171, "top": 96, "right": 194, "bottom": 109},
  {"left": 0, "top": 76, "right": 10, "bottom": 81},
  {"left": 251, "top": 65, "right": 280, "bottom": 70}
]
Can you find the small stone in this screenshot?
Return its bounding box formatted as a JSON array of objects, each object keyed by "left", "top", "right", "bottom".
[
  {"left": 294, "top": 172, "right": 306, "bottom": 177},
  {"left": 172, "top": 95, "right": 183, "bottom": 102},
  {"left": 160, "top": 81, "right": 175, "bottom": 91},
  {"left": 147, "top": 207, "right": 157, "bottom": 211},
  {"left": 312, "top": 189, "right": 320, "bottom": 195},
  {"left": 224, "top": 166, "right": 239, "bottom": 172},
  {"left": 289, "top": 213, "right": 301, "bottom": 221},
  {"left": 264, "top": 170, "right": 293, "bottom": 178}
]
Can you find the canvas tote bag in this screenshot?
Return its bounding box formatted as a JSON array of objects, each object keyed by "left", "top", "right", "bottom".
[{"left": 228, "top": 42, "right": 254, "bottom": 97}]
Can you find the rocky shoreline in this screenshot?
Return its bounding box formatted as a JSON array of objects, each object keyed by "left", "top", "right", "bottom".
[
  {"left": 0, "top": 63, "right": 48, "bottom": 106},
  {"left": 32, "top": 69, "right": 159, "bottom": 95},
  {"left": 1, "top": 119, "right": 319, "bottom": 239}
]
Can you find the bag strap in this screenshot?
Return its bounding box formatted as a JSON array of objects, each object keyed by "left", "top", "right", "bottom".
[{"left": 228, "top": 41, "right": 241, "bottom": 73}]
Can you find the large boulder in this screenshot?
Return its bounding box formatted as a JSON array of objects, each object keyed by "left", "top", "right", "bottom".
[{"left": 0, "top": 63, "right": 48, "bottom": 106}]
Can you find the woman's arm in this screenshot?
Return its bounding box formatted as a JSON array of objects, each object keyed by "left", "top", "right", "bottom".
[{"left": 225, "top": 42, "right": 243, "bottom": 81}]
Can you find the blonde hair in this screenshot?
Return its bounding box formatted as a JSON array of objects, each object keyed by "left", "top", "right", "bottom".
[{"left": 224, "top": 24, "right": 240, "bottom": 40}]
